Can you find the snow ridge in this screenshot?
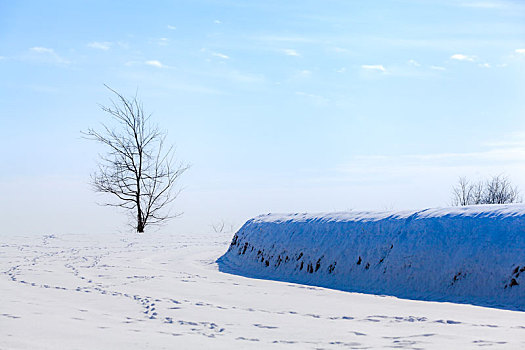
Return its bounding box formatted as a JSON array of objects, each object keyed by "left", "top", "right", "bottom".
[{"left": 217, "top": 204, "right": 525, "bottom": 310}]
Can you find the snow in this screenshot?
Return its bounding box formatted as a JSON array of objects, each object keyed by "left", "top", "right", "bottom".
[
  {"left": 218, "top": 204, "right": 525, "bottom": 311},
  {"left": 1, "top": 229, "right": 524, "bottom": 349}
]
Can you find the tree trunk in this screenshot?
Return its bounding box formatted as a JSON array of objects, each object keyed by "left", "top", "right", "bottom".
[
  {"left": 137, "top": 219, "right": 144, "bottom": 233},
  {"left": 136, "top": 172, "right": 144, "bottom": 233},
  {"left": 136, "top": 193, "right": 144, "bottom": 233}
]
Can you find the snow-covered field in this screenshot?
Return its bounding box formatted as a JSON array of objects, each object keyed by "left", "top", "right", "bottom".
[{"left": 1, "top": 231, "right": 524, "bottom": 349}]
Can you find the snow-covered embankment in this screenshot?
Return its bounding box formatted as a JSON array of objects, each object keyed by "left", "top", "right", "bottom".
[{"left": 217, "top": 205, "right": 525, "bottom": 310}]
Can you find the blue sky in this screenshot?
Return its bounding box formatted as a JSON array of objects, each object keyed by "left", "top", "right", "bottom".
[{"left": 1, "top": 0, "right": 524, "bottom": 234}]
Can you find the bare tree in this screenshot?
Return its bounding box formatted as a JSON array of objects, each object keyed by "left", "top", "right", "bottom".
[
  {"left": 452, "top": 177, "right": 472, "bottom": 206},
  {"left": 211, "top": 220, "right": 226, "bottom": 233},
  {"left": 470, "top": 180, "right": 485, "bottom": 205},
  {"left": 210, "top": 220, "right": 236, "bottom": 234},
  {"left": 484, "top": 175, "right": 520, "bottom": 204},
  {"left": 451, "top": 175, "right": 521, "bottom": 206},
  {"left": 83, "top": 86, "right": 189, "bottom": 233}
]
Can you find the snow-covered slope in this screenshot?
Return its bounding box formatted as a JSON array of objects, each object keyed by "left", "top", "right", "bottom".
[{"left": 217, "top": 204, "right": 525, "bottom": 310}]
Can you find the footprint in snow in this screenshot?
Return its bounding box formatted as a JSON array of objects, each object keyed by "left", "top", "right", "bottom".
[
  {"left": 435, "top": 319, "right": 462, "bottom": 325},
  {"left": 473, "top": 340, "right": 507, "bottom": 346},
  {"left": 272, "top": 340, "right": 297, "bottom": 344},
  {"left": 253, "top": 323, "right": 279, "bottom": 329},
  {"left": 349, "top": 331, "right": 367, "bottom": 336},
  {"left": 236, "top": 337, "right": 260, "bottom": 342},
  {"left": 329, "top": 341, "right": 362, "bottom": 347}
]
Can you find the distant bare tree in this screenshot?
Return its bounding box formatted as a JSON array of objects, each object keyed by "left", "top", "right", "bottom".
[
  {"left": 211, "top": 221, "right": 226, "bottom": 233},
  {"left": 210, "top": 220, "right": 236, "bottom": 234},
  {"left": 83, "top": 85, "right": 189, "bottom": 233},
  {"left": 484, "top": 175, "right": 520, "bottom": 204},
  {"left": 470, "top": 180, "right": 485, "bottom": 205},
  {"left": 451, "top": 175, "right": 521, "bottom": 206},
  {"left": 452, "top": 177, "right": 472, "bottom": 206}
]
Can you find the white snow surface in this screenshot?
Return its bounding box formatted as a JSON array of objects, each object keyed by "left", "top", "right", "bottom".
[
  {"left": 218, "top": 204, "right": 525, "bottom": 311},
  {"left": 2, "top": 230, "right": 524, "bottom": 349}
]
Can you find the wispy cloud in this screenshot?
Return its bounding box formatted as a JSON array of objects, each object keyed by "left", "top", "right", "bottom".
[
  {"left": 361, "top": 64, "right": 386, "bottom": 72},
  {"left": 200, "top": 48, "right": 230, "bottom": 60},
  {"left": 450, "top": 53, "right": 476, "bottom": 61},
  {"left": 431, "top": 65, "right": 446, "bottom": 71},
  {"left": 283, "top": 49, "right": 300, "bottom": 57},
  {"left": 342, "top": 132, "right": 525, "bottom": 176},
  {"left": 145, "top": 60, "right": 164, "bottom": 68},
  {"left": 167, "top": 25, "right": 176, "bottom": 30},
  {"left": 408, "top": 59, "right": 421, "bottom": 67},
  {"left": 31, "top": 47, "right": 54, "bottom": 54},
  {"left": 29, "top": 47, "right": 69, "bottom": 64},
  {"left": 214, "top": 19, "right": 222, "bottom": 24},
  {"left": 87, "top": 41, "right": 112, "bottom": 50},
  {"left": 336, "top": 67, "right": 347, "bottom": 73},
  {"left": 478, "top": 63, "right": 491, "bottom": 68},
  {"left": 484, "top": 131, "right": 525, "bottom": 147},
  {"left": 516, "top": 48, "right": 525, "bottom": 55},
  {"left": 157, "top": 38, "right": 169, "bottom": 46},
  {"left": 336, "top": 145, "right": 525, "bottom": 185},
  {"left": 350, "top": 147, "right": 525, "bottom": 167},
  {"left": 212, "top": 52, "right": 229, "bottom": 59}
]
